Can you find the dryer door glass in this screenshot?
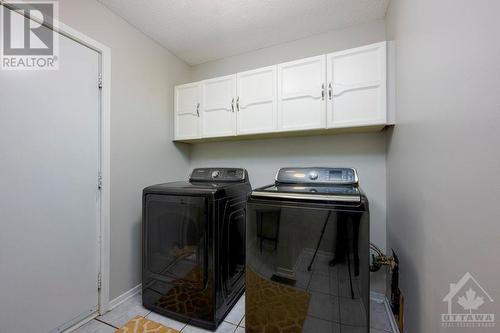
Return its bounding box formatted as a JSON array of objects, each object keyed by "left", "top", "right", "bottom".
[{"left": 144, "top": 194, "right": 207, "bottom": 290}]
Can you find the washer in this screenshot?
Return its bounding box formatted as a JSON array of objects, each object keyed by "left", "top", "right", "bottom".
[
  {"left": 246, "top": 167, "right": 369, "bottom": 332},
  {"left": 142, "top": 168, "right": 251, "bottom": 330}
]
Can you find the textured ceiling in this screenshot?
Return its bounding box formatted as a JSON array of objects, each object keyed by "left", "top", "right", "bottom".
[{"left": 98, "top": 0, "right": 390, "bottom": 65}]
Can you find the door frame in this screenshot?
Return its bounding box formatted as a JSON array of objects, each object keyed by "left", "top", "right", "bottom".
[{"left": 0, "top": 1, "right": 112, "bottom": 315}]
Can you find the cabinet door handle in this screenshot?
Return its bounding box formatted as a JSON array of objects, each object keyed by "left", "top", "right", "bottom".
[
  {"left": 231, "top": 98, "right": 235, "bottom": 112},
  {"left": 328, "top": 83, "right": 332, "bottom": 100},
  {"left": 196, "top": 103, "right": 200, "bottom": 117},
  {"left": 321, "top": 83, "right": 325, "bottom": 100},
  {"left": 236, "top": 97, "right": 240, "bottom": 112}
]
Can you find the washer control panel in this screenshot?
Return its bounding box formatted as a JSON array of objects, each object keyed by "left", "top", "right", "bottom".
[
  {"left": 190, "top": 168, "right": 246, "bottom": 182},
  {"left": 275, "top": 167, "right": 358, "bottom": 185}
]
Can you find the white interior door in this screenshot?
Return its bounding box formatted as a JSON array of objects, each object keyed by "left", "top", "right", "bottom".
[
  {"left": 236, "top": 66, "right": 277, "bottom": 135},
  {"left": 201, "top": 75, "right": 236, "bottom": 138},
  {"left": 0, "top": 10, "right": 100, "bottom": 333},
  {"left": 277, "top": 55, "right": 326, "bottom": 131},
  {"left": 175, "top": 82, "right": 201, "bottom": 140},
  {"left": 327, "top": 42, "right": 387, "bottom": 128}
]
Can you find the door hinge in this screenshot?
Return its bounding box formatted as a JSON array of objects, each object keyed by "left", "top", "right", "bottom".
[
  {"left": 98, "top": 172, "right": 103, "bottom": 190},
  {"left": 98, "top": 73, "right": 103, "bottom": 89},
  {"left": 97, "top": 272, "right": 102, "bottom": 290}
]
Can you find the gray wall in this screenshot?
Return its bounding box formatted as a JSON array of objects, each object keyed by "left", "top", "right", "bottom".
[
  {"left": 189, "top": 20, "right": 388, "bottom": 251},
  {"left": 58, "top": 0, "right": 192, "bottom": 299},
  {"left": 190, "top": 134, "right": 387, "bottom": 253},
  {"left": 385, "top": 1, "right": 500, "bottom": 332},
  {"left": 192, "top": 20, "right": 386, "bottom": 80}
]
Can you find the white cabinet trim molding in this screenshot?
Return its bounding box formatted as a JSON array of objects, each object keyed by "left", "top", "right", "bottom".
[
  {"left": 201, "top": 74, "right": 237, "bottom": 138},
  {"left": 236, "top": 66, "right": 278, "bottom": 135},
  {"left": 327, "top": 42, "right": 387, "bottom": 128},
  {"left": 277, "top": 55, "right": 327, "bottom": 132},
  {"left": 174, "top": 82, "right": 202, "bottom": 140}
]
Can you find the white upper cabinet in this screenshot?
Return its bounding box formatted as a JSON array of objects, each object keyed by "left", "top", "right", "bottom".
[
  {"left": 277, "top": 55, "right": 327, "bottom": 131},
  {"left": 173, "top": 42, "right": 392, "bottom": 142},
  {"left": 174, "top": 82, "right": 201, "bottom": 140},
  {"left": 201, "top": 75, "right": 237, "bottom": 138},
  {"left": 236, "top": 66, "right": 277, "bottom": 135},
  {"left": 327, "top": 42, "right": 387, "bottom": 128}
]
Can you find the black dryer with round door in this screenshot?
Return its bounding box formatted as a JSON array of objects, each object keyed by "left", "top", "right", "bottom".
[{"left": 142, "top": 168, "right": 251, "bottom": 330}]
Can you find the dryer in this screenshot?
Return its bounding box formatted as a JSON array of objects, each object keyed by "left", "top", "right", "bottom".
[
  {"left": 142, "top": 168, "right": 251, "bottom": 330},
  {"left": 246, "top": 167, "right": 369, "bottom": 333}
]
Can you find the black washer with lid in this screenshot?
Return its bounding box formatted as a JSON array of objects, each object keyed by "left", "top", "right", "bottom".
[{"left": 246, "top": 167, "right": 370, "bottom": 332}]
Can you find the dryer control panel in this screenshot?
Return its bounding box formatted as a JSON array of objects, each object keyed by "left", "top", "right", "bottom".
[
  {"left": 275, "top": 167, "right": 358, "bottom": 185},
  {"left": 190, "top": 168, "right": 247, "bottom": 182}
]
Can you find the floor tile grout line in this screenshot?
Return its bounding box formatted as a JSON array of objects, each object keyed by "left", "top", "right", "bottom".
[
  {"left": 224, "top": 320, "right": 242, "bottom": 326},
  {"left": 227, "top": 321, "right": 238, "bottom": 326},
  {"left": 99, "top": 294, "right": 393, "bottom": 333},
  {"left": 94, "top": 317, "right": 120, "bottom": 329},
  {"left": 180, "top": 322, "right": 191, "bottom": 332}
]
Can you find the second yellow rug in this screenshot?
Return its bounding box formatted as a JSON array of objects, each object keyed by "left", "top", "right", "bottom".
[{"left": 116, "top": 316, "right": 181, "bottom": 333}]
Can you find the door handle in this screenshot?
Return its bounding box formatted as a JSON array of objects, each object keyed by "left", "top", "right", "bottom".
[
  {"left": 236, "top": 97, "right": 240, "bottom": 112},
  {"left": 321, "top": 83, "right": 325, "bottom": 100},
  {"left": 231, "top": 98, "right": 235, "bottom": 112},
  {"left": 196, "top": 103, "right": 200, "bottom": 117},
  {"left": 328, "top": 83, "right": 332, "bottom": 100}
]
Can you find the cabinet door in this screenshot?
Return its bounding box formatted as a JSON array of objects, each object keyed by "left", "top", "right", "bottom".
[
  {"left": 236, "top": 66, "right": 277, "bottom": 135},
  {"left": 201, "top": 75, "right": 237, "bottom": 138},
  {"left": 327, "top": 42, "right": 387, "bottom": 128},
  {"left": 175, "top": 82, "right": 201, "bottom": 140},
  {"left": 277, "top": 55, "right": 326, "bottom": 131}
]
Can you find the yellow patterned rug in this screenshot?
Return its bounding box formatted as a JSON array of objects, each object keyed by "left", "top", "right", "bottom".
[
  {"left": 116, "top": 316, "right": 180, "bottom": 333},
  {"left": 154, "top": 266, "right": 212, "bottom": 321},
  {"left": 246, "top": 267, "right": 310, "bottom": 333}
]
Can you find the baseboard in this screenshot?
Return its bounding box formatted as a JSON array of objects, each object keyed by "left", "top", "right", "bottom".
[
  {"left": 64, "top": 312, "right": 98, "bottom": 333},
  {"left": 109, "top": 283, "right": 142, "bottom": 310},
  {"left": 370, "top": 291, "right": 401, "bottom": 333},
  {"left": 64, "top": 285, "right": 141, "bottom": 331}
]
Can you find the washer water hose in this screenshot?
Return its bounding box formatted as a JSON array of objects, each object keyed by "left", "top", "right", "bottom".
[{"left": 370, "top": 242, "right": 397, "bottom": 272}]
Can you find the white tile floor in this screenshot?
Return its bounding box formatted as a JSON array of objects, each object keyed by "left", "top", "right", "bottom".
[
  {"left": 73, "top": 293, "right": 394, "bottom": 333},
  {"left": 72, "top": 293, "right": 244, "bottom": 333}
]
